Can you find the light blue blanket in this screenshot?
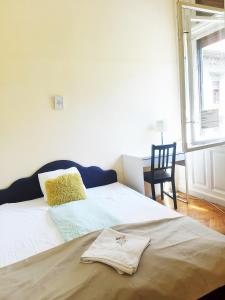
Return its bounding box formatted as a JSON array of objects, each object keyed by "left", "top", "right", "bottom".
[{"left": 49, "top": 200, "right": 121, "bottom": 241}]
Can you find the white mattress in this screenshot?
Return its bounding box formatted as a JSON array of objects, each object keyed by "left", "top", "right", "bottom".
[{"left": 0, "top": 183, "right": 180, "bottom": 268}]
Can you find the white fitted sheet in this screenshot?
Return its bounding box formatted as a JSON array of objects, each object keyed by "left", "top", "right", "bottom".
[{"left": 0, "top": 183, "right": 180, "bottom": 268}]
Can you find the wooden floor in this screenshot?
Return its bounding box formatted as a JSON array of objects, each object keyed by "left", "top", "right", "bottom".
[{"left": 157, "top": 193, "right": 225, "bottom": 235}]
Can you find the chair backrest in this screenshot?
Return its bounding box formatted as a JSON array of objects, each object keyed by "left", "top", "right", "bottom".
[{"left": 150, "top": 142, "right": 177, "bottom": 178}]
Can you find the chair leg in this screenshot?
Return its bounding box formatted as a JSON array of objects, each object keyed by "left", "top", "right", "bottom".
[
  {"left": 160, "top": 183, "right": 164, "bottom": 200},
  {"left": 151, "top": 183, "right": 156, "bottom": 200},
  {"left": 171, "top": 180, "right": 177, "bottom": 210}
]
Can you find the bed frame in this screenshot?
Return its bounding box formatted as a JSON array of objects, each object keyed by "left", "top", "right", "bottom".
[{"left": 0, "top": 160, "right": 117, "bottom": 205}]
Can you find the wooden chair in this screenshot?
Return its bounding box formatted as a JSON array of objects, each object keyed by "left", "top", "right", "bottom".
[{"left": 144, "top": 142, "right": 177, "bottom": 209}]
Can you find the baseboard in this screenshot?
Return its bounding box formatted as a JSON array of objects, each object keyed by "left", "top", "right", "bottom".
[{"left": 189, "top": 188, "right": 225, "bottom": 207}]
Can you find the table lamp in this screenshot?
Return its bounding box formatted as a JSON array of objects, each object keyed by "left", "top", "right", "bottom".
[{"left": 155, "top": 120, "right": 167, "bottom": 144}]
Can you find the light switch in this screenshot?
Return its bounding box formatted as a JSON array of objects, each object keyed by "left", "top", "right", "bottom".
[{"left": 54, "top": 95, "right": 64, "bottom": 110}]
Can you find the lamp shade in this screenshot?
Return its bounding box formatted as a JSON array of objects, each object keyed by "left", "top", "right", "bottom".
[{"left": 155, "top": 120, "right": 167, "bottom": 132}]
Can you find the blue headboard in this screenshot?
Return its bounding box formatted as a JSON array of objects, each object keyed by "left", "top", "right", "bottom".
[{"left": 0, "top": 160, "right": 117, "bottom": 205}]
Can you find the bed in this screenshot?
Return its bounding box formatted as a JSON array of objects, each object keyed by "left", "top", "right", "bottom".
[{"left": 0, "top": 160, "right": 224, "bottom": 300}]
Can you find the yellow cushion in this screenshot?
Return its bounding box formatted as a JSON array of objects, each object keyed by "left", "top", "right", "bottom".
[{"left": 45, "top": 173, "right": 87, "bottom": 206}]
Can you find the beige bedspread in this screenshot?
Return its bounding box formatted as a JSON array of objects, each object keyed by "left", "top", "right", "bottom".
[{"left": 1, "top": 216, "right": 225, "bottom": 300}]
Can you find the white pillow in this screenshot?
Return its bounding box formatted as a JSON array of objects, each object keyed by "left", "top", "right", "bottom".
[{"left": 38, "top": 167, "right": 86, "bottom": 201}]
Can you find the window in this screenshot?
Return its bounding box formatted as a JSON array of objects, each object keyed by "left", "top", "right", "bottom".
[
  {"left": 198, "top": 30, "right": 225, "bottom": 109},
  {"left": 196, "top": 0, "right": 224, "bottom": 9},
  {"left": 178, "top": 2, "right": 225, "bottom": 151}
]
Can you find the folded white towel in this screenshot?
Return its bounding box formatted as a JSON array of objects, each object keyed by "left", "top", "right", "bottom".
[{"left": 80, "top": 228, "right": 151, "bottom": 275}]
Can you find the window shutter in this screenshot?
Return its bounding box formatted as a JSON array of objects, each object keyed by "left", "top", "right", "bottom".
[
  {"left": 196, "top": 0, "right": 224, "bottom": 9},
  {"left": 198, "top": 29, "right": 225, "bottom": 48},
  {"left": 196, "top": 0, "right": 224, "bottom": 48}
]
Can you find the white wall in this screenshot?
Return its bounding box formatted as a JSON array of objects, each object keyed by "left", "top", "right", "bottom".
[{"left": 0, "top": 0, "right": 181, "bottom": 188}]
